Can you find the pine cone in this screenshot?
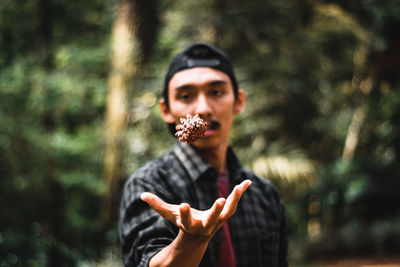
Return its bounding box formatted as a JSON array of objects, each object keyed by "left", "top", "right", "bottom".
[{"left": 175, "top": 114, "right": 207, "bottom": 143}]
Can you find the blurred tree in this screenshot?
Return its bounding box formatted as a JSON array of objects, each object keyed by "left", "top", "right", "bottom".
[
  {"left": 37, "top": 0, "right": 53, "bottom": 68},
  {"left": 101, "top": 0, "right": 159, "bottom": 227},
  {"left": 102, "top": 0, "right": 137, "bottom": 228},
  {"left": 0, "top": 0, "right": 113, "bottom": 265}
]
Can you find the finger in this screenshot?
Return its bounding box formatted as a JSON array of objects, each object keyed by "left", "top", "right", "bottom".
[
  {"left": 228, "top": 179, "right": 252, "bottom": 202},
  {"left": 179, "top": 203, "right": 193, "bottom": 230},
  {"left": 141, "top": 192, "right": 177, "bottom": 220},
  {"left": 221, "top": 180, "right": 252, "bottom": 219},
  {"left": 204, "top": 198, "right": 226, "bottom": 228},
  {"left": 224, "top": 180, "right": 251, "bottom": 207},
  {"left": 239, "top": 179, "right": 252, "bottom": 192}
]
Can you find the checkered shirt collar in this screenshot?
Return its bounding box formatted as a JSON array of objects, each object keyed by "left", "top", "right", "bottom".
[
  {"left": 173, "top": 142, "right": 243, "bottom": 183},
  {"left": 174, "top": 142, "right": 212, "bottom": 181}
]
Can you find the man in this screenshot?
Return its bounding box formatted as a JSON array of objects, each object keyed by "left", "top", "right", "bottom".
[{"left": 119, "top": 43, "right": 288, "bottom": 267}]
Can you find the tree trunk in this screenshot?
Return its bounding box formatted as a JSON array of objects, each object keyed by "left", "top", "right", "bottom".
[
  {"left": 101, "top": 0, "right": 159, "bottom": 226},
  {"left": 342, "top": 106, "right": 366, "bottom": 162},
  {"left": 101, "top": 0, "right": 139, "bottom": 226},
  {"left": 37, "top": 0, "right": 53, "bottom": 68},
  {"left": 342, "top": 44, "right": 371, "bottom": 163}
]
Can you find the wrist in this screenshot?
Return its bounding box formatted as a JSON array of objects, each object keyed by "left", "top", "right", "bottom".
[
  {"left": 177, "top": 229, "right": 211, "bottom": 248},
  {"left": 149, "top": 230, "right": 211, "bottom": 267}
]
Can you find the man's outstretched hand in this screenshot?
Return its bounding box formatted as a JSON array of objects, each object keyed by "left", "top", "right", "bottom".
[{"left": 140, "top": 179, "right": 252, "bottom": 239}]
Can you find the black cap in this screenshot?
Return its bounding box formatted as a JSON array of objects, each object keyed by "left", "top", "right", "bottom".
[{"left": 163, "top": 43, "right": 238, "bottom": 107}]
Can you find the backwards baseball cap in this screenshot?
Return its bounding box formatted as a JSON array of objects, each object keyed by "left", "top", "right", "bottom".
[{"left": 163, "top": 43, "right": 238, "bottom": 106}]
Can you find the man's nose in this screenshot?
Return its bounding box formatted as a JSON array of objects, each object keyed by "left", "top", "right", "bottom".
[{"left": 195, "top": 94, "right": 212, "bottom": 118}]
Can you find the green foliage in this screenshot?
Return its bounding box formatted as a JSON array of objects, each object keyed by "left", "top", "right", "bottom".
[
  {"left": 0, "top": 0, "right": 113, "bottom": 264},
  {"left": 0, "top": 56, "right": 109, "bottom": 265}
]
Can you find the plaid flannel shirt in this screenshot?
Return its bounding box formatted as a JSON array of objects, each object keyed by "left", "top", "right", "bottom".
[{"left": 119, "top": 142, "right": 288, "bottom": 267}]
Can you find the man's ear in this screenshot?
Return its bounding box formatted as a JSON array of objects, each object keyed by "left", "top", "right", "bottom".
[
  {"left": 234, "top": 89, "right": 246, "bottom": 114},
  {"left": 159, "top": 98, "right": 176, "bottom": 123}
]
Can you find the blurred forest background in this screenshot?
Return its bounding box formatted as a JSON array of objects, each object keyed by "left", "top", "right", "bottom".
[{"left": 1, "top": 0, "right": 400, "bottom": 266}]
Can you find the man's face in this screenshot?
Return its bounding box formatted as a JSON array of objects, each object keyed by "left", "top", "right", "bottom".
[{"left": 160, "top": 67, "right": 245, "bottom": 150}]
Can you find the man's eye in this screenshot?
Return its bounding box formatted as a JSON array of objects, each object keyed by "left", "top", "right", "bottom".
[
  {"left": 211, "top": 89, "right": 223, "bottom": 96},
  {"left": 179, "top": 93, "right": 192, "bottom": 101}
]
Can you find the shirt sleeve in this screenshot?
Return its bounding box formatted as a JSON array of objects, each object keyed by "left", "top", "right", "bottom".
[
  {"left": 119, "top": 170, "right": 177, "bottom": 267},
  {"left": 278, "top": 198, "right": 289, "bottom": 267}
]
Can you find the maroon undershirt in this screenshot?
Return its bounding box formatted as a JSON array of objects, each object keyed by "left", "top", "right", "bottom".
[{"left": 217, "top": 172, "right": 236, "bottom": 267}]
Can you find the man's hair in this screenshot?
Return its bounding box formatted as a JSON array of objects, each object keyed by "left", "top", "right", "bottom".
[{"left": 162, "top": 43, "right": 239, "bottom": 135}]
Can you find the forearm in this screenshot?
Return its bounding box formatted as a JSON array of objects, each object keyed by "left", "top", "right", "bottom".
[{"left": 149, "top": 230, "right": 210, "bottom": 267}]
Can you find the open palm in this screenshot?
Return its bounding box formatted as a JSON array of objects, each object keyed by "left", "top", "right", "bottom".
[{"left": 141, "top": 179, "right": 252, "bottom": 238}]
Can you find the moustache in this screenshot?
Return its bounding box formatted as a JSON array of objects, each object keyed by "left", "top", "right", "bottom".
[{"left": 207, "top": 120, "right": 220, "bottom": 130}]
